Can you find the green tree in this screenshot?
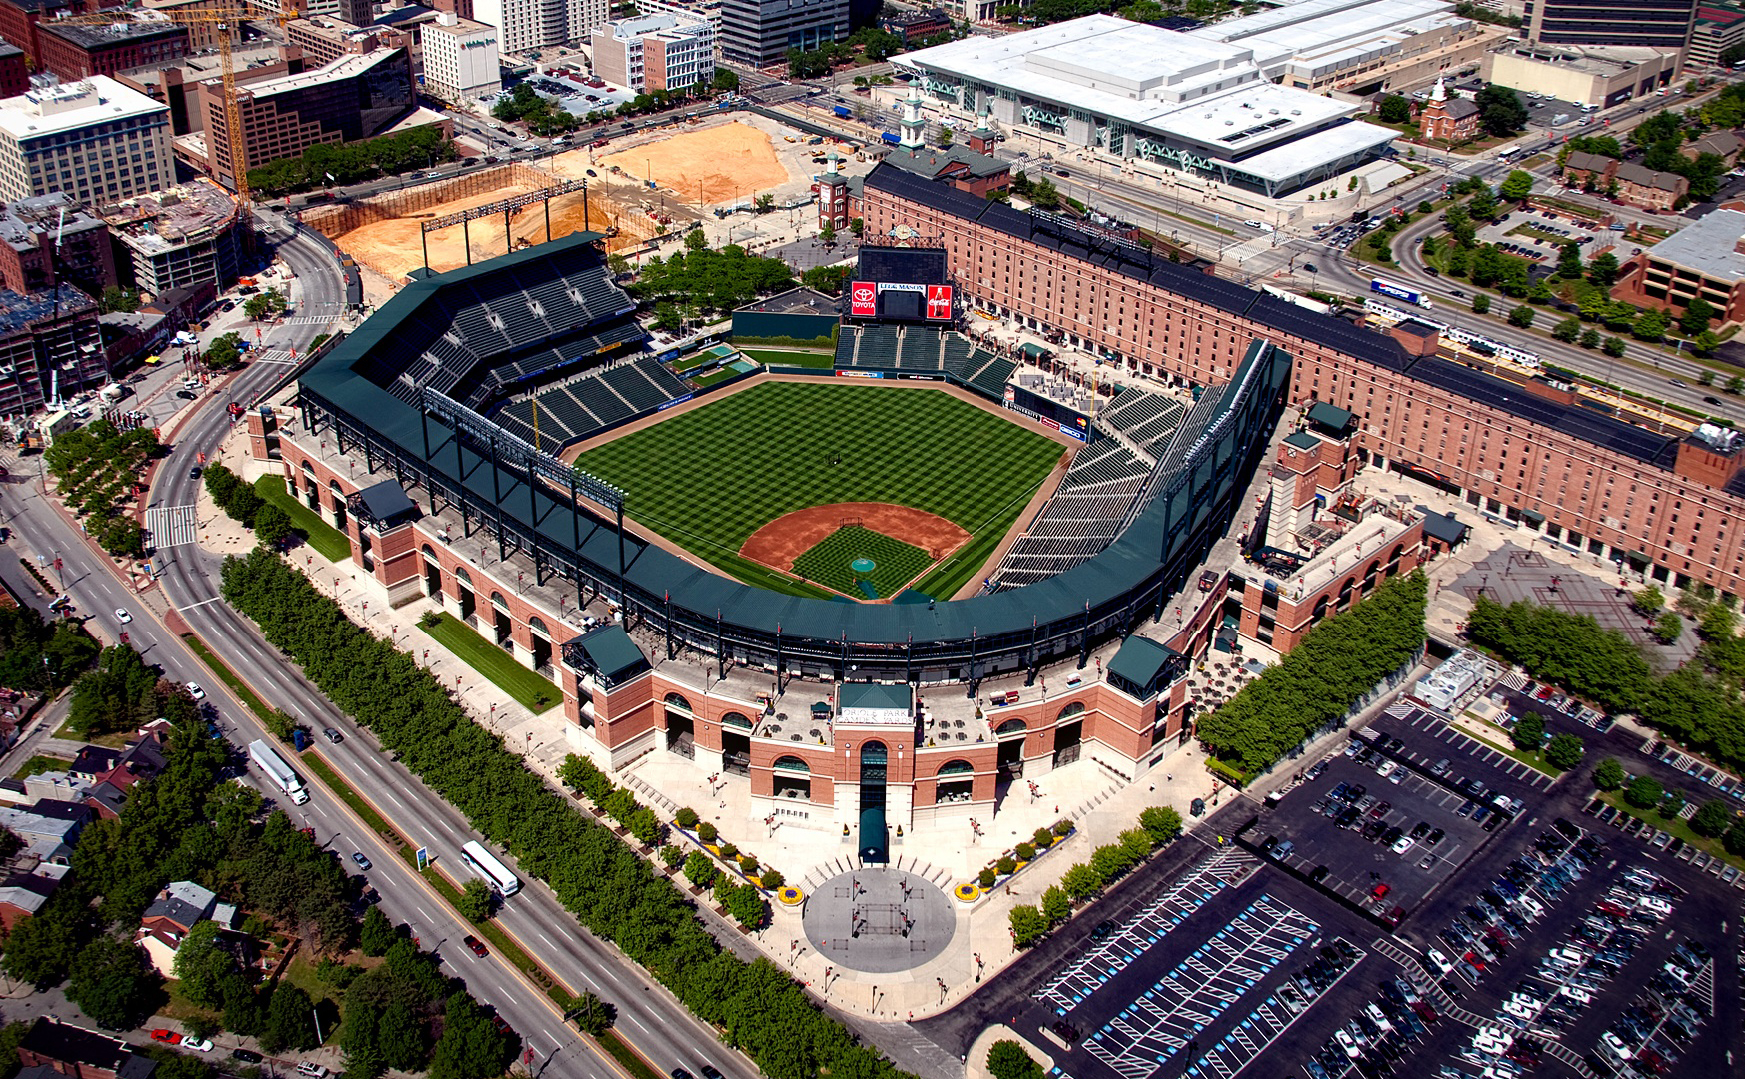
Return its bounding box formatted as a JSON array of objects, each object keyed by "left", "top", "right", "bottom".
[
  {"left": 1498, "top": 169, "right": 1534, "bottom": 202},
  {"left": 1633, "top": 585, "right": 1665, "bottom": 616},
  {"left": 1555, "top": 242, "right": 1584, "bottom": 280},
  {"left": 1552, "top": 316, "right": 1581, "bottom": 342},
  {"left": 1694, "top": 330, "right": 1721, "bottom": 356},
  {"left": 683, "top": 851, "right": 716, "bottom": 888},
  {"left": 1701, "top": 602, "right": 1737, "bottom": 641},
  {"left": 99, "top": 286, "right": 140, "bottom": 314},
  {"left": 1679, "top": 297, "right": 1716, "bottom": 335},
  {"left": 427, "top": 984, "right": 509, "bottom": 1075},
  {"left": 1474, "top": 85, "right": 1528, "bottom": 136},
  {"left": 1472, "top": 293, "right": 1491, "bottom": 314},
  {"left": 1040, "top": 884, "right": 1070, "bottom": 925},
  {"left": 172, "top": 920, "right": 232, "bottom": 1008},
  {"left": 1511, "top": 712, "right": 1544, "bottom": 750},
  {"left": 0, "top": 904, "right": 82, "bottom": 986},
  {"left": 359, "top": 906, "right": 397, "bottom": 957},
  {"left": 987, "top": 1039, "right": 1046, "bottom": 1079},
  {"left": 711, "top": 67, "right": 739, "bottom": 93},
  {"left": 1602, "top": 336, "right": 1627, "bottom": 357},
  {"left": 260, "top": 984, "right": 320, "bottom": 1053},
  {"left": 1029, "top": 178, "right": 1061, "bottom": 210},
  {"left": 67, "top": 644, "right": 159, "bottom": 738},
  {"left": 801, "top": 264, "right": 852, "bottom": 295},
  {"left": 1726, "top": 818, "right": 1745, "bottom": 856},
  {"left": 206, "top": 331, "right": 244, "bottom": 370},
  {"left": 1652, "top": 610, "right": 1684, "bottom": 644},
  {"left": 252, "top": 502, "right": 293, "bottom": 549},
  {"left": 1578, "top": 328, "right": 1601, "bottom": 348},
  {"left": 66, "top": 938, "right": 159, "bottom": 1031},
  {"left": 457, "top": 878, "right": 493, "bottom": 923},
  {"left": 1588, "top": 251, "right": 1620, "bottom": 286},
  {"left": 1008, "top": 904, "right": 1047, "bottom": 947},
  {"left": 1467, "top": 186, "right": 1498, "bottom": 220},
  {"left": 1633, "top": 307, "right": 1669, "bottom": 342},
  {"left": 1690, "top": 798, "right": 1734, "bottom": 837},
  {"left": 1625, "top": 774, "right": 1663, "bottom": 808},
  {"left": 1507, "top": 305, "right": 1535, "bottom": 328},
  {"left": 1544, "top": 733, "right": 1585, "bottom": 771},
  {"left": 567, "top": 990, "right": 613, "bottom": 1036},
  {"left": 1377, "top": 95, "right": 1412, "bottom": 124},
  {"left": 1061, "top": 862, "right": 1105, "bottom": 900},
  {"left": 1593, "top": 756, "right": 1626, "bottom": 790},
  {"left": 1139, "top": 805, "right": 1182, "bottom": 845}
]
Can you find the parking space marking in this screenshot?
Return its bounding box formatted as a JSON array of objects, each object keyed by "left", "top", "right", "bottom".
[
  {"left": 1035, "top": 847, "right": 1259, "bottom": 1015},
  {"left": 1079, "top": 894, "right": 1319, "bottom": 1079}
]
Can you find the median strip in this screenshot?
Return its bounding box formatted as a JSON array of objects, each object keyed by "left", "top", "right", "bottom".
[{"left": 182, "top": 633, "right": 276, "bottom": 725}]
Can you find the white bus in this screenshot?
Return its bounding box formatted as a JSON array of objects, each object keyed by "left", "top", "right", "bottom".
[{"left": 461, "top": 841, "right": 521, "bottom": 896}]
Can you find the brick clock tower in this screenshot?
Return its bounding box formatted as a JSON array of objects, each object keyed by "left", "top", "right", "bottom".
[{"left": 817, "top": 152, "right": 849, "bottom": 229}]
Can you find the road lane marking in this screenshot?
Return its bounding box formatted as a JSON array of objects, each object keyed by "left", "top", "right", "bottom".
[
  {"left": 539, "top": 932, "right": 556, "bottom": 949},
  {"left": 417, "top": 905, "right": 434, "bottom": 922},
  {"left": 176, "top": 596, "right": 225, "bottom": 611}
]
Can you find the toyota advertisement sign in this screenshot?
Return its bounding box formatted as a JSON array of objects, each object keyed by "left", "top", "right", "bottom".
[{"left": 850, "top": 281, "right": 877, "bottom": 318}]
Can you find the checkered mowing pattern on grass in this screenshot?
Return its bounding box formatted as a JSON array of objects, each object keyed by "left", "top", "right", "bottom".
[
  {"left": 790, "top": 525, "right": 935, "bottom": 599},
  {"left": 572, "top": 382, "right": 1063, "bottom": 586}
]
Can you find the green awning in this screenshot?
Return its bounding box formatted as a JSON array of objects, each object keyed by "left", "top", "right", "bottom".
[
  {"left": 1520, "top": 508, "right": 1546, "bottom": 525},
  {"left": 1020, "top": 342, "right": 1048, "bottom": 358},
  {"left": 858, "top": 806, "right": 889, "bottom": 863}
]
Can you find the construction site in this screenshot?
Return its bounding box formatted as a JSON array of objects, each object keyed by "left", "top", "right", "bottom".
[{"left": 299, "top": 162, "right": 658, "bottom": 284}]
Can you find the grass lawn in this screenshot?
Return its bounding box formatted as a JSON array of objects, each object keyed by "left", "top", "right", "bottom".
[
  {"left": 692, "top": 367, "right": 745, "bottom": 387},
  {"left": 254, "top": 475, "right": 352, "bottom": 563},
  {"left": 12, "top": 754, "right": 70, "bottom": 779},
  {"left": 738, "top": 347, "right": 836, "bottom": 368},
  {"left": 417, "top": 612, "right": 558, "bottom": 712},
  {"left": 160, "top": 979, "right": 222, "bottom": 1024},
  {"left": 52, "top": 720, "right": 131, "bottom": 748},
  {"left": 1597, "top": 789, "right": 1743, "bottom": 870},
  {"left": 791, "top": 525, "right": 935, "bottom": 598},
  {"left": 572, "top": 382, "right": 1065, "bottom": 600}
]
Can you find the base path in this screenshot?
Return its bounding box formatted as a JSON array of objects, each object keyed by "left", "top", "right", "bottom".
[{"left": 740, "top": 503, "right": 970, "bottom": 572}]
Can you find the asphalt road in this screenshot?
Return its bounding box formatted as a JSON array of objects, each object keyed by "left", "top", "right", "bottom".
[{"left": 0, "top": 221, "right": 787, "bottom": 1079}]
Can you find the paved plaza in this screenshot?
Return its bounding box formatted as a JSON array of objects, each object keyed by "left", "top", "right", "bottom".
[{"left": 802, "top": 868, "right": 957, "bottom": 973}]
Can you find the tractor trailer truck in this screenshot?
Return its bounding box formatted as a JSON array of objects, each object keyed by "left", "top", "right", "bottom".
[{"left": 248, "top": 739, "right": 310, "bottom": 804}]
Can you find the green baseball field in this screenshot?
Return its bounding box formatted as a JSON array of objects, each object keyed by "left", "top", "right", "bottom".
[{"left": 571, "top": 381, "right": 1067, "bottom": 600}]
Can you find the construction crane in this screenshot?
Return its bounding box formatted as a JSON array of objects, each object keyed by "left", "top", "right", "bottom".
[{"left": 52, "top": 0, "right": 299, "bottom": 207}]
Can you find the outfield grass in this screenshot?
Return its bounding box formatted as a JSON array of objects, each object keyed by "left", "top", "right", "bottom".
[
  {"left": 792, "top": 525, "right": 934, "bottom": 598},
  {"left": 572, "top": 382, "right": 1063, "bottom": 600},
  {"left": 254, "top": 475, "right": 352, "bottom": 563},
  {"left": 739, "top": 348, "right": 836, "bottom": 369},
  {"left": 417, "top": 612, "right": 558, "bottom": 713}
]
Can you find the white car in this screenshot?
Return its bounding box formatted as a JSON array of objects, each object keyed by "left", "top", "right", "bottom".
[
  {"left": 181, "top": 1038, "right": 214, "bottom": 1053},
  {"left": 114, "top": 608, "right": 132, "bottom": 624},
  {"left": 1391, "top": 835, "right": 1414, "bottom": 854},
  {"left": 1334, "top": 1028, "right": 1362, "bottom": 1060},
  {"left": 186, "top": 682, "right": 206, "bottom": 701}
]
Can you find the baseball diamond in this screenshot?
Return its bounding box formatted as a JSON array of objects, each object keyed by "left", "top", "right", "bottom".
[
  {"left": 570, "top": 382, "right": 1067, "bottom": 601},
  {"left": 788, "top": 525, "right": 937, "bottom": 600}
]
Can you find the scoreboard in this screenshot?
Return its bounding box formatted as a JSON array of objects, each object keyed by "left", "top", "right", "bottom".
[{"left": 849, "top": 280, "right": 954, "bottom": 322}]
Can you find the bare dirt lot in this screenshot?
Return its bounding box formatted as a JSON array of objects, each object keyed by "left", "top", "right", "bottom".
[
  {"left": 591, "top": 120, "right": 793, "bottom": 206},
  {"left": 336, "top": 180, "right": 644, "bottom": 280}
]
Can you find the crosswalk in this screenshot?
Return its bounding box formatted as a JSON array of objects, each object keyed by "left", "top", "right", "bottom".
[
  {"left": 144, "top": 504, "right": 198, "bottom": 549},
  {"left": 250, "top": 349, "right": 298, "bottom": 365}
]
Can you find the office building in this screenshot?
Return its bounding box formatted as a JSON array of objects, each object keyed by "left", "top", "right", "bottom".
[
  {"left": 0, "top": 193, "right": 116, "bottom": 296},
  {"left": 0, "top": 77, "right": 173, "bottom": 207},
  {"left": 337, "top": 0, "right": 373, "bottom": 25},
  {"left": 187, "top": 48, "right": 418, "bottom": 190},
  {"left": 0, "top": 283, "right": 102, "bottom": 419},
  {"left": 36, "top": 14, "right": 187, "bottom": 82},
  {"left": 1615, "top": 207, "right": 1745, "bottom": 324},
  {"left": 1522, "top": 0, "right": 1699, "bottom": 49},
  {"left": 471, "top": 0, "right": 604, "bottom": 56},
  {"left": 589, "top": 11, "right": 713, "bottom": 92},
  {"left": 286, "top": 15, "right": 414, "bottom": 68},
  {"left": 1184, "top": 0, "right": 1508, "bottom": 97},
  {"left": 719, "top": 0, "right": 847, "bottom": 67},
  {"left": 102, "top": 178, "right": 241, "bottom": 297},
  {"left": 422, "top": 11, "right": 499, "bottom": 102},
  {"left": 0, "top": 0, "right": 121, "bottom": 74},
  {"left": 114, "top": 42, "right": 295, "bottom": 137},
  {"left": 1689, "top": 5, "right": 1745, "bottom": 65},
  {"left": 895, "top": 15, "right": 1396, "bottom": 197}
]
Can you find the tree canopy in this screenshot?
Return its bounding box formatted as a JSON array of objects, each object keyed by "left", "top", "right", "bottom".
[
  {"left": 630, "top": 245, "right": 795, "bottom": 313},
  {"left": 1198, "top": 572, "right": 1428, "bottom": 774},
  {"left": 248, "top": 126, "right": 456, "bottom": 196}
]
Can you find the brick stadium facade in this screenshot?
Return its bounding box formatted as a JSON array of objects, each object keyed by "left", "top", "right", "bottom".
[{"left": 857, "top": 165, "right": 1745, "bottom": 599}]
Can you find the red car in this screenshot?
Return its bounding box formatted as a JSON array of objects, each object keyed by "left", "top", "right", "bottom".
[
  {"left": 1370, "top": 882, "right": 1391, "bottom": 900},
  {"left": 1410, "top": 1000, "right": 1438, "bottom": 1023},
  {"left": 150, "top": 1030, "right": 182, "bottom": 1045},
  {"left": 463, "top": 934, "right": 489, "bottom": 957}
]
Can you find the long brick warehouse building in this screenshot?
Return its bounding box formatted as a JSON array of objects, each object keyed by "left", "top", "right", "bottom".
[{"left": 859, "top": 165, "right": 1745, "bottom": 598}]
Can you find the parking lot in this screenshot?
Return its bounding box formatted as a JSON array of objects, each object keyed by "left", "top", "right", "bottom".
[
  {"left": 972, "top": 673, "right": 1741, "bottom": 1079},
  {"left": 1247, "top": 703, "right": 1556, "bottom": 922}
]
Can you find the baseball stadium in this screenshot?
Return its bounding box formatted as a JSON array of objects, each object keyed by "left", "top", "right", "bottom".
[{"left": 279, "top": 199, "right": 1290, "bottom": 848}]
